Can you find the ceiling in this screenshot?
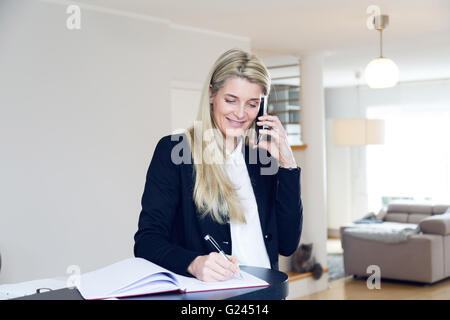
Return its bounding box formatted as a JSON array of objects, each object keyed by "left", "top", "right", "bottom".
[{"left": 73, "top": 0, "right": 450, "bottom": 87}]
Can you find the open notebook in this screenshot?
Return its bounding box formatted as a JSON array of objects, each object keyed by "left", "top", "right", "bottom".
[{"left": 77, "top": 258, "right": 269, "bottom": 300}]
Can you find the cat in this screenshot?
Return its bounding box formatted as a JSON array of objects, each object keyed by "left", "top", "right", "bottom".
[{"left": 291, "top": 243, "right": 323, "bottom": 280}]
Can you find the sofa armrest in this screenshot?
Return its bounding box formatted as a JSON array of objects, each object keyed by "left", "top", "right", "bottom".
[{"left": 419, "top": 214, "right": 450, "bottom": 235}]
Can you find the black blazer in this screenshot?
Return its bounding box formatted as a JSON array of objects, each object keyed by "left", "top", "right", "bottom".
[{"left": 134, "top": 133, "right": 303, "bottom": 277}]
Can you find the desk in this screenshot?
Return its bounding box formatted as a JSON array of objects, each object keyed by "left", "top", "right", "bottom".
[{"left": 14, "top": 266, "right": 288, "bottom": 300}]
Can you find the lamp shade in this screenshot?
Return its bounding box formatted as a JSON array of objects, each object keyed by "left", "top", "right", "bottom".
[
  {"left": 365, "top": 119, "right": 385, "bottom": 144},
  {"left": 364, "top": 57, "right": 399, "bottom": 88},
  {"left": 333, "top": 119, "right": 366, "bottom": 146},
  {"left": 333, "top": 119, "right": 385, "bottom": 146}
]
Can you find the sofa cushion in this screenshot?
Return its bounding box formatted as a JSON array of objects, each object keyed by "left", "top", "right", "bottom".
[
  {"left": 387, "top": 203, "right": 410, "bottom": 213},
  {"left": 384, "top": 213, "right": 408, "bottom": 223},
  {"left": 419, "top": 214, "right": 450, "bottom": 235},
  {"left": 432, "top": 204, "right": 450, "bottom": 215},
  {"left": 408, "top": 213, "right": 431, "bottom": 224},
  {"left": 387, "top": 202, "right": 433, "bottom": 214},
  {"left": 409, "top": 204, "right": 433, "bottom": 214}
]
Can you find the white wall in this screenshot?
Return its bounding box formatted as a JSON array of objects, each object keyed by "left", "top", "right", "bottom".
[
  {"left": 325, "top": 86, "right": 368, "bottom": 231},
  {"left": 0, "top": 0, "right": 250, "bottom": 283},
  {"left": 325, "top": 119, "right": 352, "bottom": 230},
  {"left": 325, "top": 80, "right": 450, "bottom": 232}
]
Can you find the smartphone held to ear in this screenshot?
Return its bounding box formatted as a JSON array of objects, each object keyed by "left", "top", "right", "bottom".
[{"left": 255, "top": 96, "right": 271, "bottom": 145}]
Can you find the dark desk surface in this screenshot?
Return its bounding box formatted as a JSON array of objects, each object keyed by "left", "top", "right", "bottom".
[{"left": 14, "top": 266, "right": 289, "bottom": 300}]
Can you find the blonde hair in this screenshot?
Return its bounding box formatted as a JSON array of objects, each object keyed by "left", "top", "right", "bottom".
[{"left": 184, "top": 48, "right": 271, "bottom": 224}]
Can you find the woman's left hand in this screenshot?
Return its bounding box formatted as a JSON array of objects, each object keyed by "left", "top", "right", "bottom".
[{"left": 252, "top": 114, "right": 298, "bottom": 168}]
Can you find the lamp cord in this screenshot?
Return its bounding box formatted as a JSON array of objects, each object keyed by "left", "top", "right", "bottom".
[{"left": 379, "top": 29, "right": 383, "bottom": 58}]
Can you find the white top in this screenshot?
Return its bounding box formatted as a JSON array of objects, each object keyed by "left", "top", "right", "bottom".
[{"left": 224, "top": 137, "right": 271, "bottom": 269}]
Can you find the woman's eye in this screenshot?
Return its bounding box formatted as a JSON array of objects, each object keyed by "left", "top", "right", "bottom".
[{"left": 225, "top": 99, "right": 256, "bottom": 108}]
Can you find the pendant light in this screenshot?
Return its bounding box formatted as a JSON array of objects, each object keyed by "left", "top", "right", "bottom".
[{"left": 364, "top": 15, "right": 399, "bottom": 88}]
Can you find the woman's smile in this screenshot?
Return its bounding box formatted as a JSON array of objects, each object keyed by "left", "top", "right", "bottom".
[{"left": 226, "top": 117, "right": 246, "bottom": 127}]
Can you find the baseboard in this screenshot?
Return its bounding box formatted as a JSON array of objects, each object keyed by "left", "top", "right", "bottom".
[
  {"left": 286, "top": 269, "right": 329, "bottom": 299},
  {"left": 286, "top": 268, "right": 329, "bottom": 282}
]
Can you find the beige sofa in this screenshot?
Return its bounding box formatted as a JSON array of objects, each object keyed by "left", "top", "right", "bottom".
[{"left": 340, "top": 202, "right": 450, "bottom": 284}]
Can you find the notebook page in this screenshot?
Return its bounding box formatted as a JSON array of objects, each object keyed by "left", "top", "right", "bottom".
[
  {"left": 110, "top": 280, "right": 180, "bottom": 299},
  {"left": 112, "top": 273, "right": 179, "bottom": 295},
  {"left": 78, "top": 258, "right": 179, "bottom": 300},
  {"left": 176, "top": 269, "right": 269, "bottom": 293}
]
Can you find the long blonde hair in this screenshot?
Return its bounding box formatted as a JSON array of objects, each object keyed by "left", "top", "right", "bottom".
[{"left": 184, "top": 48, "right": 271, "bottom": 224}]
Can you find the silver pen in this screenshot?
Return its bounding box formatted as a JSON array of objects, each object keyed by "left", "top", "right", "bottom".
[{"left": 204, "top": 234, "right": 243, "bottom": 279}]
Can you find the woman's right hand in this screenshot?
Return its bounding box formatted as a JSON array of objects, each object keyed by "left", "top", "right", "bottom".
[{"left": 187, "top": 252, "right": 240, "bottom": 282}]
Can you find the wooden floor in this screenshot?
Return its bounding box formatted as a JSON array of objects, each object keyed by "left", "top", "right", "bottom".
[
  {"left": 296, "top": 237, "right": 450, "bottom": 300},
  {"left": 297, "top": 275, "right": 450, "bottom": 299}
]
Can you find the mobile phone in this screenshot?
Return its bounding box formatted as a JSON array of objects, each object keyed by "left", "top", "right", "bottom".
[{"left": 255, "top": 96, "right": 270, "bottom": 145}]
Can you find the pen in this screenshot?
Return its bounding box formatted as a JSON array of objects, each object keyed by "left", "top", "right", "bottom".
[{"left": 204, "top": 234, "right": 243, "bottom": 279}]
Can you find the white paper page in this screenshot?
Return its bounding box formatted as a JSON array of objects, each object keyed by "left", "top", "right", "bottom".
[
  {"left": 108, "top": 280, "right": 180, "bottom": 299},
  {"left": 112, "top": 273, "right": 178, "bottom": 295},
  {"left": 78, "top": 257, "right": 178, "bottom": 300},
  {"left": 176, "top": 269, "right": 269, "bottom": 293}
]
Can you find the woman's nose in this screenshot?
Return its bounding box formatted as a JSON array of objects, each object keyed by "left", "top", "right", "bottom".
[{"left": 234, "top": 104, "right": 245, "bottom": 118}]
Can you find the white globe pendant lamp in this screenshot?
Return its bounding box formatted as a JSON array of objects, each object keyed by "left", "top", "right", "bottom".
[{"left": 364, "top": 15, "right": 399, "bottom": 88}]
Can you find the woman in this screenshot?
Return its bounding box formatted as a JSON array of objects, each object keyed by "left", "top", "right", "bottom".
[{"left": 134, "top": 48, "right": 303, "bottom": 282}]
